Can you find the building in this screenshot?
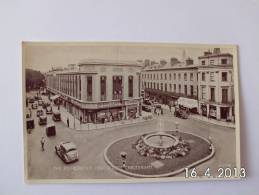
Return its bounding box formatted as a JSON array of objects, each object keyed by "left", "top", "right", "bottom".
[
  {"left": 141, "top": 48, "right": 235, "bottom": 121},
  {"left": 46, "top": 59, "right": 142, "bottom": 124}
]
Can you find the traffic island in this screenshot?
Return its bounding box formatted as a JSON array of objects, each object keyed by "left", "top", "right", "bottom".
[{"left": 104, "top": 131, "right": 215, "bottom": 178}]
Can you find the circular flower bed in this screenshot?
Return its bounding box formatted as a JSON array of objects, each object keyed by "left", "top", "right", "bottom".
[{"left": 104, "top": 131, "right": 215, "bottom": 178}]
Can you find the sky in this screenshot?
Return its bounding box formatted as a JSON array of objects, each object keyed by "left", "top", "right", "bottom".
[{"left": 23, "top": 42, "right": 235, "bottom": 73}]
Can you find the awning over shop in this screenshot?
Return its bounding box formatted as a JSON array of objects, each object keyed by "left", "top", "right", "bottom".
[
  {"left": 177, "top": 97, "right": 198, "bottom": 109},
  {"left": 50, "top": 94, "right": 60, "bottom": 101}
]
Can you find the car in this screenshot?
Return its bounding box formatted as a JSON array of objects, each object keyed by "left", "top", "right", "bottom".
[
  {"left": 55, "top": 141, "right": 79, "bottom": 164},
  {"left": 46, "top": 106, "right": 52, "bottom": 114},
  {"left": 52, "top": 111, "right": 61, "bottom": 121},
  {"left": 36, "top": 109, "right": 44, "bottom": 117},
  {"left": 31, "top": 102, "right": 38, "bottom": 109},
  {"left": 43, "top": 102, "right": 50, "bottom": 109},
  {"left": 142, "top": 104, "right": 152, "bottom": 112},
  {"left": 28, "top": 97, "right": 34, "bottom": 103},
  {"left": 38, "top": 115, "right": 47, "bottom": 125},
  {"left": 26, "top": 118, "right": 34, "bottom": 133},
  {"left": 38, "top": 100, "right": 43, "bottom": 106},
  {"left": 174, "top": 107, "right": 189, "bottom": 119},
  {"left": 143, "top": 99, "right": 152, "bottom": 105},
  {"left": 46, "top": 124, "right": 56, "bottom": 136}
]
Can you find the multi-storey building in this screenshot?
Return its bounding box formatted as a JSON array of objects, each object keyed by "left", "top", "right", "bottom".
[
  {"left": 141, "top": 48, "right": 235, "bottom": 122},
  {"left": 46, "top": 59, "right": 142, "bottom": 124}
]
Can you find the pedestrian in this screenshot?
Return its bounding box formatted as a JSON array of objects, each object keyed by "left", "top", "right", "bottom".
[
  {"left": 40, "top": 137, "right": 45, "bottom": 151},
  {"left": 58, "top": 104, "right": 60, "bottom": 110},
  {"left": 29, "top": 108, "right": 32, "bottom": 117},
  {"left": 169, "top": 104, "right": 172, "bottom": 112},
  {"left": 67, "top": 117, "right": 69, "bottom": 127}
]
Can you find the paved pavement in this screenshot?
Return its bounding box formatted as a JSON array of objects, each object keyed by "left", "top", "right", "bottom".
[{"left": 25, "top": 91, "right": 237, "bottom": 180}]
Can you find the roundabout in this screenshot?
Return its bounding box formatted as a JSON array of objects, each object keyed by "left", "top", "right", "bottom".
[{"left": 104, "top": 129, "right": 215, "bottom": 178}]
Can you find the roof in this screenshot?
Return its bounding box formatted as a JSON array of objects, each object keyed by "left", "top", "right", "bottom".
[
  {"left": 61, "top": 142, "right": 77, "bottom": 151},
  {"left": 198, "top": 53, "right": 233, "bottom": 59},
  {"left": 78, "top": 59, "right": 142, "bottom": 67}
]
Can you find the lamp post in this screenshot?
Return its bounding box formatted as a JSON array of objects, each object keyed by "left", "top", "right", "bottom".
[{"left": 120, "top": 151, "right": 127, "bottom": 170}]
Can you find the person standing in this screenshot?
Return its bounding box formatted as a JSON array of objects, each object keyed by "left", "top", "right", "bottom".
[
  {"left": 40, "top": 137, "right": 45, "bottom": 151},
  {"left": 67, "top": 117, "right": 69, "bottom": 127}
]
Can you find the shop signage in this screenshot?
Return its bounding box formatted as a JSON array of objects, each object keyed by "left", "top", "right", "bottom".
[{"left": 97, "top": 101, "right": 122, "bottom": 108}]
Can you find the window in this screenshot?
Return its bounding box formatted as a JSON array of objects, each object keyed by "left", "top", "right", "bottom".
[
  {"left": 201, "top": 86, "right": 206, "bottom": 99},
  {"left": 169, "top": 73, "right": 172, "bottom": 80},
  {"left": 190, "top": 85, "right": 194, "bottom": 96},
  {"left": 160, "top": 83, "right": 163, "bottom": 91},
  {"left": 202, "top": 60, "right": 206, "bottom": 65},
  {"left": 190, "top": 73, "right": 193, "bottom": 81},
  {"left": 128, "top": 75, "right": 133, "bottom": 97},
  {"left": 87, "top": 76, "right": 92, "bottom": 101},
  {"left": 222, "top": 72, "right": 227, "bottom": 81},
  {"left": 178, "top": 73, "right": 181, "bottom": 80},
  {"left": 165, "top": 83, "right": 167, "bottom": 92},
  {"left": 100, "top": 76, "right": 106, "bottom": 101},
  {"left": 113, "top": 76, "right": 123, "bottom": 100},
  {"left": 174, "top": 73, "right": 176, "bottom": 80},
  {"left": 184, "top": 73, "right": 187, "bottom": 81},
  {"left": 157, "top": 83, "right": 159, "bottom": 90},
  {"left": 222, "top": 88, "right": 228, "bottom": 103},
  {"left": 174, "top": 84, "right": 176, "bottom": 92},
  {"left": 184, "top": 85, "right": 187, "bottom": 95},
  {"left": 210, "top": 60, "right": 214, "bottom": 65},
  {"left": 202, "top": 72, "right": 206, "bottom": 81},
  {"left": 165, "top": 73, "right": 167, "bottom": 80},
  {"left": 178, "top": 84, "right": 181, "bottom": 93},
  {"left": 210, "top": 72, "right": 215, "bottom": 81},
  {"left": 210, "top": 87, "right": 215, "bottom": 102},
  {"left": 221, "top": 59, "right": 227, "bottom": 64},
  {"left": 161, "top": 73, "right": 163, "bottom": 80},
  {"left": 169, "top": 84, "right": 172, "bottom": 92}
]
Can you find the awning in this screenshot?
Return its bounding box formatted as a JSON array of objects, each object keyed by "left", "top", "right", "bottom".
[
  {"left": 50, "top": 94, "right": 60, "bottom": 101},
  {"left": 177, "top": 97, "right": 198, "bottom": 109}
]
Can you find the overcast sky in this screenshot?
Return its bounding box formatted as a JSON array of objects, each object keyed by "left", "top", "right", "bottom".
[{"left": 23, "top": 42, "right": 234, "bottom": 73}]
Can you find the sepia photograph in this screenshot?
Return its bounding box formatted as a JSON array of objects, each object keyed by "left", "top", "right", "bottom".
[{"left": 22, "top": 42, "right": 241, "bottom": 183}]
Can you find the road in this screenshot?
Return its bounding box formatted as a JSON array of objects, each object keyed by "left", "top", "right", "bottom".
[{"left": 25, "top": 91, "right": 236, "bottom": 180}]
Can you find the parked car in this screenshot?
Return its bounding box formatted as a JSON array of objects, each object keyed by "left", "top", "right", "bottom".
[
  {"left": 38, "top": 100, "right": 43, "bottom": 106},
  {"left": 142, "top": 104, "right": 152, "bottom": 112},
  {"left": 28, "top": 97, "right": 34, "bottom": 103},
  {"left": 143, "top": 99, "right": 152, "bottom": 105},
  {"left": 36, "top": 109, "right": 44, "bottom": 117},
  {"left": 52, "top": 111, "right": 61, "bottom": 121},
  {"left": 55, "top": 141, "right": 79, "bottom": 163},
  {"left": 46, "top": 124, "right": 56, "bottom": 136},
  {"left": 174, "top": 107, "right": 189, "bottom": 119},
  {"left": 38, "top": 115, "right": 47, "bottom": 125},
  {"left": 43, "top": 102, "right": 51, "bottom": 109},
  {"left": 26, "top": 118, "right": 34, "bottom": 133},
  {"left": 46, "top": 106, "right": 53, "bottom": 114},
  {"left": 31, "top": 102, "right": 38, "bottom": 109}
]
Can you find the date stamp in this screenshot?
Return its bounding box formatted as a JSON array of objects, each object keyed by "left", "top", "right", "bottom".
[{"left": 184, "top": 167, "right": 246, "bottom": 178}]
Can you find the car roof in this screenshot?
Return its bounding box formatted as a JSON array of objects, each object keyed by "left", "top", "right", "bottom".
[
  {"left": 61, "top": 142, "right": 77, "bottom": 150},
  {"left": 46, "top": 123, "right": 55, "bottom": 128}
]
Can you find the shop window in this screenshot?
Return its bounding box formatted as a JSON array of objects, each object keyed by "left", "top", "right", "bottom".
[
  {"left": 100, "top": 76, "right": 106, "bottom": 101},
  {"left": 113, "top": 76, "right": 123, "bottom": 100},
  {"left": 87, "top": 76, "right": 92, "bottom": 101},
  {"left": 128, "top": 75, "right": 133, "bottom": 98},
  {"left": 222, "top": 72, "right": 227, "bottom": 81}
]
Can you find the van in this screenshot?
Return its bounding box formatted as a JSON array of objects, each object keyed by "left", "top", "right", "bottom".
[
  {"left": 52, "top": 111, "right": 61, "bottom": 121},
  {"left": 46, "top": 124, "right": 56, "bottom": 137}
]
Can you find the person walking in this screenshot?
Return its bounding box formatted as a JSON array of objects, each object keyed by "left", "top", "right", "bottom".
[
  {"left": 40, "top": 137, "right": 45, "bottom": 151},
  {"left": 67, "top": 117, "right": 69, "bottom": 127}
]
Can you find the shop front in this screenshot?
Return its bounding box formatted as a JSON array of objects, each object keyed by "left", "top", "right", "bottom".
[
  {"left": 200, "top": 103, "right": 207, "bottom": 116},
  {"left": 127, "top": 105, "right": 137, "bottom": 119},
  {"left": 209, "top": 105, "right": 217, "bottom": 119}
]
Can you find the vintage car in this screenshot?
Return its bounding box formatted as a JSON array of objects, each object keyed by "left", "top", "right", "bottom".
[
  {"left": 38, "top": 115, "right": 47, "bottom": 125},
  {"left": 43, "top": 102, "right": 51, "bottom": 109},
  {"left": 174, "top": 107, "right": 189, "bottom": 119},
  {"left": 55, "top": 141, "right": 79, "bottom": 163},
  {"left": 142, "top": 104, "right": 152, "bottom": 112},
  {"left": 26, "top": 118, "right": 34, "bottom": 133},
  {"left": 38, "top": 100, "right": 44, "bottom": 106},
  {"left": 31, "top": 102, "right": 38, "bottom": 109},
  {"left": 28, "top": 97, "right": 34, "bottom": 103},
  {"left": 36, "top": 109, "right": 44, "bottom": 117},
  {"left": 52, "top": 111, "right": 61, "bottom": 121},
  {"left": 46, "top": 124, "right": 56, "bottom": 136},
  {"left": 46, "top": 106, "right": 53, "bottom": 114}
]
